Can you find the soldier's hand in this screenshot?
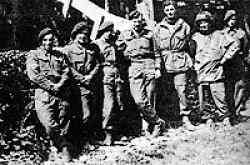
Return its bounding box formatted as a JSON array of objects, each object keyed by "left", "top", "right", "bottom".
[
  {"left": 155, "top": 69, "right": 162, "bottom": 79},
  {"left": 53, "top": 47, "right": 67, "bottom": 55},
  {"left": 220, "top": 58, "right": 227, "bottom": 65},
  {"left": 53, "top": 83, "right": 62, "bottom": 93},
  {"left": 81, "top": 75, "right": 92, "bottom": 85}
]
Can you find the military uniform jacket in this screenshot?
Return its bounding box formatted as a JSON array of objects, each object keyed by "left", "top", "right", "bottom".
[
  {"left": 26, "top": 47, "right": 70, "bottom": 101},
  {"left": 192, "top": 30, "right": 240, "bottom": 83},
  {"left": 222, "top": 27, "right": 249, "bottom": 77},
  {"left": 62, "top": 42, "right": 100, "bottom": 86},
  {"left": 94, "top": 39, "right": 122, "bottom": 67},
  {"left": 155, "top": 18, "right": 193, "bottom": 73},
  {"left": 119, "top": 28, "right": 161, "bottom": 70}
]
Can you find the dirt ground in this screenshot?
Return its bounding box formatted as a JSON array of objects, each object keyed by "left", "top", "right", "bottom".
[{"left": 42, "top": 102, "right": 250, "bottom": 165}]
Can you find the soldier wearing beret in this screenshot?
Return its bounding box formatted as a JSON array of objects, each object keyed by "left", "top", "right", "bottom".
[
  {"left": 26, "top": 27, "right": 72, "bottom": 161},
  {"left": 60, "top": 21, "right": 101, "bottom": 143},
  {"left": 222, "top": 10, "right": 249, "bottom": 120},
  {"left": 154, "top": 0, "right": 195, "bottom": 130},
  {"left": 94, "top": 21, "right": 125, "bottom": 145},
  {"left": 192, "top": 11, "right": 240, "bottom": 127},
  {"left": 118, "top": 10, "right": 165, "bottom": 137}
]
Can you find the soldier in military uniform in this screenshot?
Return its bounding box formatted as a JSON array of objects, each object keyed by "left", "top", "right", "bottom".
[
  {"left": 118, "top": 11, "right": 165, "bottom": 137},
  {"left": 26, "top": 28, "right": 72, "bottom": 161},
  {"left": 222, "top": 10, "right": 249, "bottom": 119},
  {"left": 154, "top": 1, "right": 195, "bottom": 130},
  {"left": 192, "top": 11, "right": 240, "bottom": 127},
  {"left": 95, "top": 21, "right": 125, "bottom": 145},
  {"left": 60, "top": 21, "right": 100, "bottom": 142}
]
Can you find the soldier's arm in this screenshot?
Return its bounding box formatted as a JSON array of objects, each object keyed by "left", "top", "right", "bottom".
[
  {"left": 60, "top": 47, "right": 86, "bottom": 84},
  {"left": 116, "top": 32, "right": 127, "bottom": 52},
  {"left": 221, "top": 36, "right": 240, "bottom": 64},
  {"left": 153, "top": 27, "right": 162, "bottom": 70},
  {"left": 242, "top": 31, "right": 249, "bottom": 57},
  {"left": 26, "top": 51, "right": 55, "bottom": 92},
  {"left": 55, "top": 54, "right": 71, "bottom": 88},
  {"left": 86, "top": 44, "right": 101, "bottom": 81}
]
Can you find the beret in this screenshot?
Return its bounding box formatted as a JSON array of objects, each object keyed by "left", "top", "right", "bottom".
[
  {"left": 38, "top": 27, "right": 54, "bottom": 42},
  {"left": 98, "top": 21, "right": 114, "bottom": 32},
  {"left": 71, "top": 21, "right": 90, "bottom": 39}
]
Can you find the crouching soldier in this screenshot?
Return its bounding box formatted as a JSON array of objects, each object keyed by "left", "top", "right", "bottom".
[
  {"left": 26, "top": 28, "right": 72, "bottom": 161},
  {"left": 192, "top": 11, "right": 240, "bottom": 127},
  {"left": 95, "top": 21, "right": 125, "bottom": 145},
  {"left": 118, "top": 10, "right": 165, "bottom": 137}
]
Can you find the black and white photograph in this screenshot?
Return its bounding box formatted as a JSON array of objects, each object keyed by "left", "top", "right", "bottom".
[{"left": 1, "top": 0, "right": 250, "bottom": 164}]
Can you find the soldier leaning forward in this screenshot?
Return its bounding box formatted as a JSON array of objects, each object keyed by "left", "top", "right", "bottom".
[
  {"left": 61, "top": 21, "right": 100, "bottom": 136},
  {"left": 26, "top": 28, "right": 72, "bottom": 161},
  {"left": 94, "top": 21, "right": 125, "bottom": 145},
  {"left": 118, "top": 10, "right": 165, "bottom": 137}
]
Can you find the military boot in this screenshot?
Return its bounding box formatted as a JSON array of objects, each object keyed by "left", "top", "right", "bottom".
[
  {"left": 182, "top": 115, "right": 196, "bottom": 131},
  {"left": 61, "top": 146, "right": 72, "bottom": 162},
  {"left": 95, "top": 130, "right": 113, "bottom": 146},
  {"left": 223, "top": 117, "right": 231, "bottom": 130},
  {"left": 151, "top": 118, "right": 166, "bottom": 137}
]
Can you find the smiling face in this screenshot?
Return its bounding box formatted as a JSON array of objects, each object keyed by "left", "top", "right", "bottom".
[
  {"left": 198, "top": 20, "right": 211, "bottom": 34},
  {"left": 132, "top": 17, "right": 145, "bottom": 32},
  {"left": 41, "top": 33, "right": 54, "bottom": 51},
  {"left": 74, "top": 29, "right": 90, "bottom": 45},
  {"left": 164, "top": 4, "right": 177, "bottom": 19}
]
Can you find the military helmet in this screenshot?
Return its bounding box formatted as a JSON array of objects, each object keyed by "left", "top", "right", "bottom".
[
  {"left": 195, "top": 11, "right": 214, "bottom": 23},
  {"left": 71, "top": 21, "right": 90, "bottom": 39},
  {"left": 163, "top": 0, "right": 177, "bottom": 8},
  {"left": 224, "top": 10, "right": 237, "bottom": 22}
]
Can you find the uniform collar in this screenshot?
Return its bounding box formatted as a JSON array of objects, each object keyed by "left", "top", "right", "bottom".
[
  {"left": 159, "top": 18, "right": 184, "bottom": 31},
  {"left": 130, "top": 28, "right": 149, "bottom": 38},
  {"left": 37, "top": 47, "right": 51, "bottom": 59}
]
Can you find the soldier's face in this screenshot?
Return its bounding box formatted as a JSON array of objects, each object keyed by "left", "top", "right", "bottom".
[
  {"left": 133, "top": 17, "right": 145, "bottom": 31},
  {"left": 42, "top": 33, "right": 54, "bottom": 51},
  {"left": 198, "top": 20, "right": 211, "bottom": 33},
  {"left": 227, "top": 16, "right": 237, "bottom": 27},
  {"left": 102, "top": 29, "right": 114, "bottom": 41},
  {"left": 164, "top": 4, "right": 176, "bottom": 19},
  {"left": 75, "top": 30, "right": 90, "bottom": 45}
]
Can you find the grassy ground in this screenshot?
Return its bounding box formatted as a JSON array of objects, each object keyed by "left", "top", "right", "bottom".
[{"left": 42, "top": 105, "right": 250, "bottom": 165}]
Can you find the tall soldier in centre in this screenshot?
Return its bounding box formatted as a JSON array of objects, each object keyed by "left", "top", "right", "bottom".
[
  {"left": 154, "top": 0, "right": 194, "bottom": 130},
  {"left": 118, "top": 10, "right": 165, "bottom": 137},
  {"left": 95, "top": 21, "right": 125, "bottom": 145}
]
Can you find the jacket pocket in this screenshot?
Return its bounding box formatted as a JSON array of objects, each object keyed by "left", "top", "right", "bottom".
[{"left": 35, "top": 89, "right": 50, "bottom": 103}]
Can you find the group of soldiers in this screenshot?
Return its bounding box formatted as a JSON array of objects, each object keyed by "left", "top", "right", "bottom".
[{"left": 26, "top": 0, "right": 250, "bottom": 162}]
